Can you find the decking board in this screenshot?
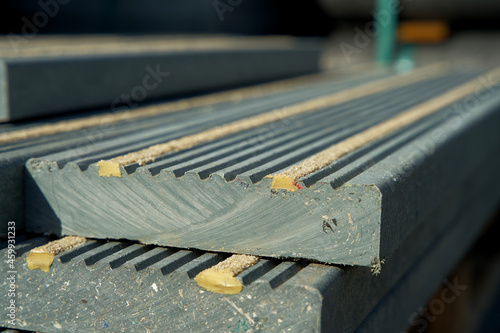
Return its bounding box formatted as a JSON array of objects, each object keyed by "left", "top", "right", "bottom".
[
  {"left": 0, "top": 37, "right": 320, "bottom": 122},
  {"left": 0, "top": 70, "right": 384, "bottom": 233},
  {"left": 24, "top": 68, "right": 500, "bottom": 266}
]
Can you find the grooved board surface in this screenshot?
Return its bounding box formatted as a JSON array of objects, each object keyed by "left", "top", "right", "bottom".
[
  {"left": 23, "top": 66, "right": 500, "bottom": 265},
  {"left": 0, "top": 69, "right": 384, "bottom": 232}
]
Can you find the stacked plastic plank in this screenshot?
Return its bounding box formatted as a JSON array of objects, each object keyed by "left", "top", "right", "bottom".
[{"left": 1, "top": 36, "right": 500, "bottom": 331}]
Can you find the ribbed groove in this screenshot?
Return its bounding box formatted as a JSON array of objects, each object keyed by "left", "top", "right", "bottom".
[
  {"left": 81, "top": 75, "right": 382, "bottom": 172},
  {"left": 143, "top": 127, "right": 274, "bottom": 176},
  {"left": 0, "top": 135, "right": 53, "bottom": 153},
  {"left": 241, "top": 104, "right": 421, "bottom": 183},
  {"left": 59, "top": 240, "right": 105, "bottom": 263},
  {"left": 238, "top": 259, "right": 278, "bottom": 285},
  {"left": 209, "top": 73, "right": 467, "bottom": 182},
  {"left": 216, "top": 99, "right": 405, "bottom": 182},
  {"left": 48, "top": 70, "right": 459, "bottom": 174},
  {"left": 128, "top": 247, "right": 177, "bottom": 271},
  {"left": 186, "top": 121, "right": 354, "bottom": 179},
  {"left": 239, "top": 71, "right": 479, "bottom": 183},
  {"left": 84, "top": 242, "right": 131, "bottom": 266},
  {"left": 18, "top": 238, "right": 338, "bottom": 289},
  {"left": 56, "top": 73, "right": 377, "bottom": 170},
  {"left": 74, "top": 124, "right": 216, "bottom": 170},
  {"left": 148, "top": 72, "right": 451, "bottom": 179},
  {"left": 60, "top": 110, "right": 269, "bottom": 170},
  {"left": 63, "top": 242, "right": 119, "bottom": 266},
  {"left": 300, "top": 128, "right": 402, "bottom": 188},
  {"left": 183, "top": 252, "right": 228, "bottom": 279},
  {"left": 0, "top": 116, "right": 96, "bottom": 152},
  {"left": 146, "top": 94, "right": 372, "bottom": 176},
  {"left": 190, "top": 87, "right": 409, "bottom": 179},
  {"left": 0, "top": 72, "right": 377, "bottom": 161},
  {"left": 172, "top": 128, "right": 320, "bottom": 178},
  {"left": 151, "top": 250, "right": 200, "bottom": 275},
  {"left": 322, "top": 111, "right": 448, "bottom": 188},
  {"left": 108, "top": 244, "right": 153, "bottom": 269},
  {"left": 264, "top": 261, "right": 309, "bottom": 289}
]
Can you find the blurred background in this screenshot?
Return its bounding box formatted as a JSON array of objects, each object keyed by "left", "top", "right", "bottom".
[
  {"left": 1, "top": 0, "right": 499, "bottom": 35},
  {"left": 2, "top": 0, "right": 499, "bottom": 69}
]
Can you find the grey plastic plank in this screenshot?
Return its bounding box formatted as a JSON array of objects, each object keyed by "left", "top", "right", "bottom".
[
  {"left": 24, "top": 69, "right": 500, "bottom": 266},
  {"left": 0, "top": 71, "right": 386, "bottom": 234},
  {"left": 0, "top": 39, "right": 320, "bottom": 122},
  {"left": 2, "top": 152, "right": 499, "bottom": 332},
  {"left": 355, "top": 158, "right": 500, "bottom": 333}
]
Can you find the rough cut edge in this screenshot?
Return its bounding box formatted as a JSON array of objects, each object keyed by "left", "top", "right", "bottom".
[
  {"left": 29, "top": 235, "right": 87, "bottom": 254},
  {"left": 371, "top": 258, "right": 385, "bottom": 275},
  {"left": 0, "top": 71, "right": 335, "bottom": 145},
  {"left": 97, "top": 62, "right": 450, "bottom": 177},
  {"left": 97, "top": 161, "right": 122, "bottom": 177},
  {"left": 271, "top": 175, "right": 299, "bottom": 191},
  {"left": 26, "top": 236, "right": 87, "bottom": 272},
  {"left": 271, "top": 66, "right": 500, "bottom": 188},
  {"left": 195, "top": 254, "right": 259, "bottom": 295}
]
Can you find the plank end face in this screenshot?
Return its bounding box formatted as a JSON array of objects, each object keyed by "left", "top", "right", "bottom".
[
  {"left": 97, "top": 160, "right": 121, "bottom": 177},
  {"left": 271, "top": 175, "right": 299, "bottom": 191},
  {"left": 25, "top": 162, "right": 383, "bottom": 266},
  {"left": 195, "top": 254, "right": 258, "bottom": 294},
  {"left": 195, "top": 270, "right": 243, "bottom": 295},
  {"left": 26, "top": 252, "right": 54, "bottom": 272}
]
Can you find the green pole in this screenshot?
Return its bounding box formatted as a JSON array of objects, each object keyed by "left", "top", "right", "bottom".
[
  {"left": 375, "top": 0, "right": 398, "bottom": 67},
  {"left": 396, "top": 44, "right": 416, "bottom": 73}
]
